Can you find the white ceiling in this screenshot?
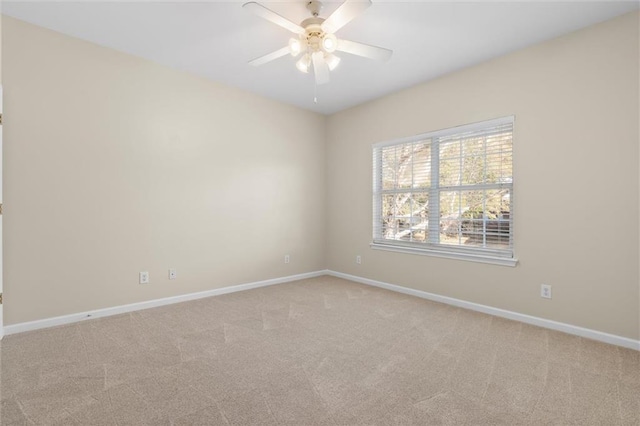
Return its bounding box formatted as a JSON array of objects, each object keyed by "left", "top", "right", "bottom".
[{"left": 3, "top": 1, "right": 638, "bottom": 115}]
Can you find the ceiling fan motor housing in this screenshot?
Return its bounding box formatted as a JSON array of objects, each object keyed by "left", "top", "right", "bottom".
[
  {"left": 300, "top": 21, "right": 325, "bottom": 52},
  {"left": 306, "top": 0, "right": 323, "bottom": 17}
]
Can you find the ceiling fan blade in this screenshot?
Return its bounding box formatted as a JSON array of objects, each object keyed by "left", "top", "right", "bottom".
[
  {"left": 243, "top": 2, "right": 305, "bottom": 35},
  {"left": 312, "top": 51, "right": 330, "bottom": 85},
  {"left": 248, "top": 46, "right": 290, "bottom": 66},
  {"left": 321, "top": 0, "right": 372, "bottom": 34},
  {"left": 336, "top": 39, "right": 392, "bottom": 62}
]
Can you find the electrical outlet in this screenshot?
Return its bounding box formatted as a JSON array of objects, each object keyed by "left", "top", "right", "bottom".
[
  {"left": 356, "top": 255, "right": 362, "bottom": 264},
  {"left": 541, "top": 284, "right": 552, "bottom": 299},
  {"left": 169, "top": 268, "right": 177, "bottom": 280},
  {"left": 139, "top": 271, "right": 149, "bottom": 284},
  {"left": 284, "top": 255, "right": 290, "bottom": 264}
]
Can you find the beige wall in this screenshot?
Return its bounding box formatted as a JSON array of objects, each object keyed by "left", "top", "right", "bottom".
[
  {"left": 0, "top": 14, "right": 3, "bottom": 83},
  {"left": 326, "top": 12, "right": 640, "bottom": 340},
  {"left": 2, "top": 16, "right": 326, "bottom": 325},
  {"left": 2, "top": 11, "right": 639, "bottom": 340}
]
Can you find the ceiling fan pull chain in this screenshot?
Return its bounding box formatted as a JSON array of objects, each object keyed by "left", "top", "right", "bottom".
[{"left": 314, "top": 78, "right": 318, "bottom": 104}]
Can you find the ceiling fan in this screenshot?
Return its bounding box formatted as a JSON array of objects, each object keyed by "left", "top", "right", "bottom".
[{"left": 243, "top": 0, "right": 392, "bottom": 85}]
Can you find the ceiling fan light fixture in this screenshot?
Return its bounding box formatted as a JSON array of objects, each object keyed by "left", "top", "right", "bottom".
[
  {"left": 321, "top": 33, "right": 337, "bottom": 53},
  {"left": 325, "top": 53, "right": 341, "bottom": 71},
  {"left": 289, "top": 38, "right": 302, "bottom": 56},
  {"left": 296, "top": 54, "right": 311, "bottom": 73}
]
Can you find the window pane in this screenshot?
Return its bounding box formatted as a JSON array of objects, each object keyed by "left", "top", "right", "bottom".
[
  {"left": 439, "top": 157, "right": 460, "bottom": 187},
  {"left": 439, "top": 189, "right": 511, "bottom": 249},
  {"left": 396, "top": 144, "right": 414, "bottom": 189},
  {"left": 382, "top": 193, "right": 410, "bottom": 240},
  {"left": 486, "top": 133, "right": 513, "bottom": 184},
  {"left": 410, "top": 192, "right": 429, "bottom": 242},
  {"left": 381, "top": 146, "right": 397, "bottom": 190},
  {"left": 462, "top": 155, "right": 484, "bottom": 186},
  {"left": 412, "top": 141, "right": 431, "bottom": 189},
  {"left": 381, "top": 192, "right": 429, "bottom": 242},
  {"left": 381, "top": 142, "right": 432, "bottom": 190},
  {"left": 439, "top": 131, "right": 513, "bottom": 188},
  {"left": 439, "top": 191, "right": 461, "bottom": 246},
  {"left": 382, "top": 194, "right": 398, "bottom": 239},
  {"left": 487, "top": 189, "right": 511, "bottom": 249},
  {"left": 462, "top": 136, "right": 484, "bottom": 155},
  {"left": 439, "top": 139, "right": 460, "bottom": 160}
]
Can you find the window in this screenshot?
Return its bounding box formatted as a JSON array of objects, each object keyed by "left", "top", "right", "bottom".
[{"left": 372, "top": 117, "right": 515, "bottom": 266}]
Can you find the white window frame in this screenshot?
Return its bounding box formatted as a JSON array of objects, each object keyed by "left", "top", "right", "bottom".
[{"left": 371, "top": 116, "right": 517, "bottom": 267}]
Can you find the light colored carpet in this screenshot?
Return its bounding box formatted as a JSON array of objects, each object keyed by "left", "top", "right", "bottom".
[{"left": 1, "top": 276, "right": 638, "bottom": 425}]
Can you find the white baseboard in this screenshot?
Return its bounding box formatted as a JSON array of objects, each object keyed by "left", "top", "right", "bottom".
[
  {"left": 5, "top": 269, "right": 639, "bottom": 351},
  {"left": 327, "top": 270, "right": 640, "bottom": 351},
  {"left": 3, "top": 270, "right": 328, "bottom": 336}
]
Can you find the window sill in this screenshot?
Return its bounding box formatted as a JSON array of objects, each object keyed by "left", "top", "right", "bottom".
[{"left": 370, "top": 242, "right": 518, "bottom": 267}]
